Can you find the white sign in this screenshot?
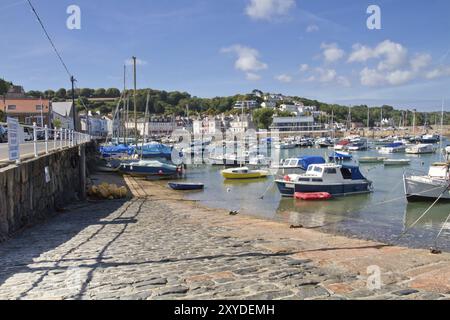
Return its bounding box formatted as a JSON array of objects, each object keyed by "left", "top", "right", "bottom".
[
  {"left": 7, "top": 117, "right": 20, "bottom": 161},
  {"left": 45, "top": 166, "right": 51, "bottom": 183}
]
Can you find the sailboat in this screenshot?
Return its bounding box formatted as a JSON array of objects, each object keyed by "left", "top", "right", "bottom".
[{"left": 118, "top": 59, "right": 181, "bottom": 177}]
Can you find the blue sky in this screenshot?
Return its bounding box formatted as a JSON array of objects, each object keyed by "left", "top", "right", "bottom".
[{"left": 1, "top": 0, "right": 450, "bottom": 110}]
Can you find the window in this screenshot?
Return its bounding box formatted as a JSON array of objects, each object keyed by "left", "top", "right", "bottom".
[
  {"left": 325, "top": 168, "right": 337, "bottom": 174},
  {"left": 312, "top": 178, "right": 323, "bottom": 182},
  {"left": 341, "top": 168, "right": 353, "bottom": 180},
  {"left": 7, "top": 105, "right": 16, "bottom": 110},
  {"left": 36, "top": 105, "right": 43, "bottom": 111},
  {"left": 314, "top": 167, "right": 322, "bottom": 173}
]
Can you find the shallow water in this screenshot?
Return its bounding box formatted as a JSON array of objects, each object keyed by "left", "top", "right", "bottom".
[{"left": 176, "top": 145, "right": 450, "bottom": 252}]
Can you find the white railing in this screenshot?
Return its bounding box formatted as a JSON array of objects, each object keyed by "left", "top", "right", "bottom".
[{"left": 0, "top": 121, "right": 92, "bottom": 163}]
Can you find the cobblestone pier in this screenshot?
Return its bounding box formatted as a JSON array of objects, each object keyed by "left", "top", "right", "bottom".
[{"left": 0, "top": 175, "right": 449, "bottom": 300}]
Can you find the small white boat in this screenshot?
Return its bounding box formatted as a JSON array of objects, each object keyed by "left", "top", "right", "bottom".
[
  {"left": 379, "top": 143, "right": 406, "bottom": 154},
  {"left": 274, "top": 142, "right": 296, "bottom": 150},
  {"left": 405, "top": 144, "right": 436, "bottom": 154},
  {"left": 358, "top": 157, "right": 386, "bottom": 164},
  {"left": 383, "top": 159, "right": 411, "bottom": 166}
]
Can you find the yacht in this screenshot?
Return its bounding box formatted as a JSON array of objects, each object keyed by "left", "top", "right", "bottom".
[
  {"left": 275, "top": 163, "right": 372, "bottom": 197},
  {"left": 271, "top": 156, "right": 326, "bottom": 174},
  {"left": 403, "top": 163, "right": 450, "bottom": 202},
  {"left": 405, "top": 144, "right": 436, "bottom": 154},
  {"left": 379, "top": 142, "right": 406, "bottom": 154}
]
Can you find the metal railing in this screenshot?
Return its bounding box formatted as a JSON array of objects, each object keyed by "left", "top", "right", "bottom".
[{"left": 0, "top": 121, "right": 91, "bottom": 163}]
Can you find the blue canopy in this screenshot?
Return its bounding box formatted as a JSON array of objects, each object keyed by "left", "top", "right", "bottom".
[
  {"left": 299, "top": 156, "right": 326, "bottom": 170},
  {"left": 100, "top": 144, "right": 134, "bottom": 155},
  {"left": 136, "top": 143, "right": 173, "bottom": 159},
  {"left": 342, "top": 164, "right": 366, "bottom": 180},
  {"left": 329, "top": 152, "right": 352, "bottom": 160},
  {"left": 384, "top": 142, "right": 403, "bottom": 148}
]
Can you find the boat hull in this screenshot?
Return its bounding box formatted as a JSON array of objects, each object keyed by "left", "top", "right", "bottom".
[
  {"left": 276, "top": 180, "right": 371, "bottom": 197},
  {"left": 222, "top": 172, "right": 268, "bottom": 179},
  {"left": 168, "top": 183, "right": 204, "bottom": 190},
  {"left": 404, "top": 177, "right": 450, "bottom": 202},
  {"left": 120, "top": 164, "right": 178, "bottom": 177}
]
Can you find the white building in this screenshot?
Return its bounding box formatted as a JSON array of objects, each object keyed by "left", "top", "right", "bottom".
[
  {"left": 81, "top": 114, "right": 108, "bottom": 137},
  {"left": 234, "top": 100, "right": 259, "bottom": 109},
  {"left": 228, "top": 115, "right": 253, "bottom": 134},
  {"left": 51, "top": 102, "right": 74, "bottom": 130},
  {"left": 193, "top": 117, "right": 225, "bottom": 135},
  {"left": 270, "top": 116, "right": 326, "bottom": 132}
]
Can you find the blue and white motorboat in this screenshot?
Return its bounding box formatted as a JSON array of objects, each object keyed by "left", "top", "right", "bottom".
[
  {"left": 275, "top": 163, "right": 372, "bottom": 197},
  {"left": 119, "top": 160, "right": 180, "bottom": 177}
]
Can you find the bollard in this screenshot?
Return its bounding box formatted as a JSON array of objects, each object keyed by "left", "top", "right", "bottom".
[
  {"left": 44, "top": 125, "right": 48, "bottom": 154},
  {"left": 33, "top": 122, "right": 38, "bottom": 157}
]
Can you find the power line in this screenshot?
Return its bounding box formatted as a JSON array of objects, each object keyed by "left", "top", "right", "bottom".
[{"left": 26, "top": 0, "right": 72, "bottom": 78}]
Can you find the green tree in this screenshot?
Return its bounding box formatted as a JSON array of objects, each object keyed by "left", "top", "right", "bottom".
[
  {"left": 105, "top": 88, "right": 120, "bottom": 97},
  {"left": 44, "top": 90, "right": 55, "bottom": 99},
  {"left": 0, "top": 79, "right": 11, "bottom": 95},
  {"left": 94, "top": 88, "right": 106, "bottom": 98},
  {"left": 253, "top": 108, "right": 274, "bottom": 129},
  {"left": 56, "top": 88, "right": 67, "bottom": 99}
]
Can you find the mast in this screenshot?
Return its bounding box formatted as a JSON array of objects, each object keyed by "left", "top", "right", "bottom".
[
  {"left": 133, "top": 56, "right": 138, "bottom": 146},
  {"left": 413, "top": 109, "right": 416, "bottom": 136},
  {"left": 440, "top": 99, "right": 444, "bottom": 160},
  {"left": 141, "top": 91, "right": 150, "bottom": 160},
  {"left": 367, "top": 107, "right": 370, "bottom": 129}
]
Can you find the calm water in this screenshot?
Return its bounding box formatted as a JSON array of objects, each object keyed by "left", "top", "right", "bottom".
[{"left": 169, "top": 144, "right": 450, "bottom": 251}]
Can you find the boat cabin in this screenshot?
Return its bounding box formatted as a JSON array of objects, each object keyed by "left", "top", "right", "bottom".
[
  {"left": 286, "top": 163, "right": 367, "bottom": 183},
  {"left": 428, "top": 163, "right": 450, "bottom": 180}
]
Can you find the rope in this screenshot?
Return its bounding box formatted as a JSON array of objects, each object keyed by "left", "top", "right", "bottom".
[{"left": 433, "top": 210, "right": 450, "bottom": 249}]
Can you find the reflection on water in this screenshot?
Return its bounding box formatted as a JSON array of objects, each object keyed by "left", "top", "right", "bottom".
[{"left": 179, "top": 145, "right": 450, "bottom": 251}]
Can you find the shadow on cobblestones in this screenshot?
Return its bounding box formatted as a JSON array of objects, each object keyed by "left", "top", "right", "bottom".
[{"left": 0, "top": 198, "right": 130, "bottom": 299}]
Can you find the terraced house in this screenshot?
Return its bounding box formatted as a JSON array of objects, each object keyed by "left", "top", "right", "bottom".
[{"left": 0, "top": 85, "right": 51, "bottom": 126}]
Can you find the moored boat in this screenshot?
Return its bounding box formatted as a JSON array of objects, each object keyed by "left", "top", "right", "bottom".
[
  {"left": 168, "top": 182, "right": 204, "bottom": 190},
  {"left": 329, "top": 151, "right": 352, "bottom": 161},
  {"left": 403, "top": 163, "right": 450, "bottom": 202},
  {"left": 358, "top": 157, "right": 386, "bottom": 164},
  {"left": 271, "top": 156, "right": 326, "bottom": 173},
  {"left": 383, "top": 159, "right": 411, "bottom": 166},
  {"left": 119, "top": 160, "right": 180, "bottom": 177},
  {"left": 275, "top": 163, "right": 372, "bottom": 197},
  {"left": 405, "top": 144, "right": 436, "bottom": 154},
  {"left": 379, "top": 143, "right": 406, "bottom": 154},
  {"left": 221, "top": 167, "right": 269, "bottom": 180}
]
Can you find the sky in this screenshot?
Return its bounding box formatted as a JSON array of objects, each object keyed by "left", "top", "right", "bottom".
[{"left": 1, "top": 0, "right": 450, "bottom": 110}]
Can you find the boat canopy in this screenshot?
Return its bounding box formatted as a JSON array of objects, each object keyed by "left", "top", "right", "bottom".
[
  {"left": 341, "top": 164, "right": 366, "bottom": 180},
  {"left": 384, "top": 142, "right": 403, "bottom": 148},
  {"left": 299, "top": 156, "right": 326, "bottom": 170},
  {"left": 330, "top": 152, "right": 352, "bottom": 160},
  {"left": 100, "top": 144, "right": 134, "bottom": 155},
  {"left": 137, "top": 143, "right": 172, "bottom": 159}
]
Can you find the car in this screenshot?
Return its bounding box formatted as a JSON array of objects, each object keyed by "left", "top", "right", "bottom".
[{"left": 0, "top": 126, "right": 7, "bottom": 143}]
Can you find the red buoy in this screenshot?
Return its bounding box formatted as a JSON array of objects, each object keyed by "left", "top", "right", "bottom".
[{"left": 294, "top": 192, "right": 332, "bottom": 201}]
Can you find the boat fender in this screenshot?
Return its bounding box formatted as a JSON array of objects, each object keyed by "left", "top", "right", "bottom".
[{"left": 284, "top": 175, "right": 291, "bottom": 182}]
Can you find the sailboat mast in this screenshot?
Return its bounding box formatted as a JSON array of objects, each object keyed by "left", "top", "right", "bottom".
[
  {"left": 440, "top": 99, "right": 444, "bottom": 160},
  {"left": 133, "top": 56, "right": 138, "bottom": 146}
]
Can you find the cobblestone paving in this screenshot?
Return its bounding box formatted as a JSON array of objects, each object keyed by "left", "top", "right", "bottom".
[{"left": 0, "top": 197, "right": 449, "bottom": 300}]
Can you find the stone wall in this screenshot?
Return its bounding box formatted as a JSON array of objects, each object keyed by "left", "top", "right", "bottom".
[{"left": 0, "top": 145, "right": 87, "bottom": 240}]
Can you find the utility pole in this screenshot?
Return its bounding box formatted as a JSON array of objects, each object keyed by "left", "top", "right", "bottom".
[
  {"left": 133, "top": 56, "right": 138, "bottom": 146},
  {"left": 71, "top": 76, "right": 77, "bottom": 131}
]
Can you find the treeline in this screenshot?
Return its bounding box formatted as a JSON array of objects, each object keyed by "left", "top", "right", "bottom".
[{"left": 2, "top": 77, "right": 449, "bottom": 127}]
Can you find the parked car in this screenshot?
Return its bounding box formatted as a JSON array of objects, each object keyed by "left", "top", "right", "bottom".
[
  {"left": 22, "top": 127, "right": 33, "bottom": 141},
  {"left": 0, "top": 126, "right": 8, "bottom": 143}
]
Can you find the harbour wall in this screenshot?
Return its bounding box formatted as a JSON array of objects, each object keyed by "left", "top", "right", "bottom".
[{"left": 0, "top": 142, "right": 96, "bottom": 241}]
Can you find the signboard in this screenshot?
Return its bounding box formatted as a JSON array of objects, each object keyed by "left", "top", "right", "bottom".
[{"left": 7, "top": 117, "right": 20, "bottom": 161}]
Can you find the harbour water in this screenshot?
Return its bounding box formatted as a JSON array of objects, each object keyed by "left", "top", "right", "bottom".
[{"left": 169, "top": 146, "right": 450, "bottom": 252}]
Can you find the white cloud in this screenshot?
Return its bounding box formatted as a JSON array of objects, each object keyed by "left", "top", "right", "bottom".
[
  {"left": 221, "top": 45, "right": 267, "bottom": 80},
  {"left": 410, "top": 53, "right": 432, "bottom": 72},
  {"left": 275, "top": 74, "right": 292, "bottom": 83},
  {"left": 125, "top": 58, "right": 148, "bottom": 66},
  {"left": 306, "top": 24, "right": 319, "bottom": 33},
  {"left": 321, "top": 43, "right": 345, "bottom": 63},
  {"left": 348, "top": 40, "right": 407, "bottom": 71},
  {"left": 386, "top": 70, "right": 414, "bottom": 85},
  {"left": 245, "top": 0, "right": 295, "bottom": 20},
  {"left": 426, "top": 66, "right": 450, "bottom": 79},
  {"left": 299, "top": 64, "right": 309, "bottom": 72},
  {"left": 360, "top": 67, "right": 386, "bottom": 87},
  {"left": 317, "top": 68, "right": 337, "bottom": 82}
]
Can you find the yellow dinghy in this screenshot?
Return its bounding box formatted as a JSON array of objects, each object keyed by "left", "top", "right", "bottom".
[{"left": 221, "top": 167, "right": 269, "bottom": 180}]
